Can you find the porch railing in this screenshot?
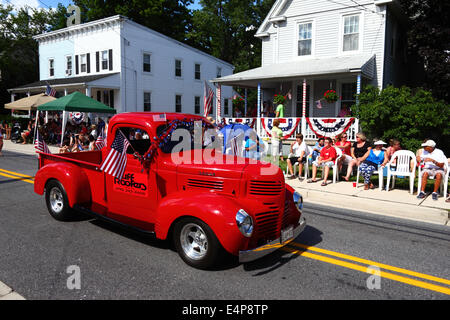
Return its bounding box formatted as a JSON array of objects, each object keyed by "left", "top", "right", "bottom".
[{"left": 222, "top": 117, "right": 360, "bottom": 142}]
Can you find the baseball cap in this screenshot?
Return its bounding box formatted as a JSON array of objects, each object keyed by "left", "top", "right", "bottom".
[{"left": 421, "top": 140, "right": 436, "bottom": 148}]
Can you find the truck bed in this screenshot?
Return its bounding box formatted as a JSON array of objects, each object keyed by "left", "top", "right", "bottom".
[{"left": 38, "top": 150, "right": 103, "bottom": 169}]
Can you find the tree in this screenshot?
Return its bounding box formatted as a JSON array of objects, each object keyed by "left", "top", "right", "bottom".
[
  {"left": 72, "top": 0, "right": 194, "bottom": 43},
  {"left": 0, "top": 4, "right": 66, "bottom": 114},
  {"left": 399, "top": 0, "right": 450, "bottom": 103},
  {"left": 353, "top": 85, "right": 450, "bottom": 154}
]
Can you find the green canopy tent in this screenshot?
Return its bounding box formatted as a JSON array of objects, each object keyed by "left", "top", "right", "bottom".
[{"left": 37, "top": 91, "right": 117, "bottom": 146}]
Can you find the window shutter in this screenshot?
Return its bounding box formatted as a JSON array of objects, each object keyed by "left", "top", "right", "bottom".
[
  {"left": 96, "top": 52, "right": 100, "bottom": 72},
  {"left": 109, "top": 49, "right": 113, "bottom": 71},
  {"left": 87, "top": 53, "right": 91, "bottom": 73},
  {"left": 75, "top": 55, "right": 79, "bottom": 75}
]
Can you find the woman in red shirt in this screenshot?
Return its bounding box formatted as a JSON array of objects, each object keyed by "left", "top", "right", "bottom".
[{"left": 335, "top": 132, "right": 352, "bottom": 176}]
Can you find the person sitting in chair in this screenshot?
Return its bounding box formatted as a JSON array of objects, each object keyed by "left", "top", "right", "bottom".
[
  {"left": 286, "top": 134, "right": 309, "bottom": 181},
  {"left": 416, "top": 140, "right": 447, "bottom": 201},
  {"left": 359, "top": 140, "right": 388, "bottom": 190},
  {"left": 307, "top": 137, "right": 337, "bottom": 186}
]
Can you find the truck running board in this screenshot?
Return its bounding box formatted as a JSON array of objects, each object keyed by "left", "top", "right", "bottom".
[{"left": 73, "top": 204, "right": 156, "bottom": 238}]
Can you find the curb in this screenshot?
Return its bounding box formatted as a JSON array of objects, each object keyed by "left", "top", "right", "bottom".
[
  {"left": 0, "top": 281, "right": 25, "bottom": 300},
  {"left": 299, "top": 188, "right": 450, "bottom": 226}
]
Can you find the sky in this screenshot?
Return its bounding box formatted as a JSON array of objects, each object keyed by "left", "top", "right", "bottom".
[{"left": 1, "top": 0, "right": 202, "bottom": 10}]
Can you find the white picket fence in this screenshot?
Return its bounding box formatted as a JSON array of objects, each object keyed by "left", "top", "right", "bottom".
[{"left": 222, "top": 117, "right": 360, "bottom": 142}]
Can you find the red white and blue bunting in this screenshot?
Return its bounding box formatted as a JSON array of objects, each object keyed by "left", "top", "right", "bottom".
[
  {"left": 222, "top": 117, "right": 256, "bottom": 128},
  {"left": 306, "top": 117, "right": 355, "bottom": 138},
  {"left": 261, "top": 118, "right": 301, "bottom": 138},
  {"left": 69, "top": 112, "right": 86, "bottom": 125}
]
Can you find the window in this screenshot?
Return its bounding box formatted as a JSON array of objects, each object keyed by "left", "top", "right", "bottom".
[
  {"left": 80, "top": 54, "right": 87, "bottom": 73},
  {"left": 195, "top": 96, "right": 201, "bottom": 114},
  {"left": 343, "top": 15, "right": 360, "bottom": 52},
  {"left": 144, "top": 92, "right": 151, "bottom": 111},
  {"left": 96, "top": 91, "right": 101, "bottom": 102},
  {"left": 101, "top": 50, "right": 109, "bottom": 70},
  {"left": 117, "top": 127, "right": 151, "bottom": 156},
  {"left": 103, "top": 90, "right": 109, "bottom": 106},
  {"left": 298, "top": 22, "right": 312, "bottom": 56},
  {"left": 143, "top": 53, "right": 151, "bottom": 73},
  {"left": 216, "top": 67, "right": 222, "bottom": 78},
  {"left": 175, "top": 59, "right": 182, "bottom": 77},
  {"left": 194, "top": 63, "right": 201, "bottom": 80},
  {"left": 66, "top": 56, "right": 72, "bottom": 75},
  {"left": 175, "top": 95, "right": 182, "bottom": 113},
  {"left": 224, "top": 99, "right": 229, "bottom": 115},
  {"left": 49, "top": 59, "right": 55, "bottom": 77}
]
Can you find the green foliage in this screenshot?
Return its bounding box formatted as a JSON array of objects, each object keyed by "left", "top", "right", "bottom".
[{"left": 353, "top": 85, "right": 450, "bottom": 154}]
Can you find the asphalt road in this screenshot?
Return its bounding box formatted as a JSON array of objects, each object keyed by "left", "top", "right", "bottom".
[{"left": 0, "top": 150, "right": 449, "bottom": 300}]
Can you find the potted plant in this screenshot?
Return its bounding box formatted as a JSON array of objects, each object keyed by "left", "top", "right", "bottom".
[
  {"left": 323, "top": 89, "right": 338, "bottom": 103},
  {"left": 273, "top": 94, "right": 286, "bottom": 105}
]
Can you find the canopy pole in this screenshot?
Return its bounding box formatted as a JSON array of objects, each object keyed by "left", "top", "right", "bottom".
[
  {"left": 244, "top": 88, "right": 248, "bottom": 117},
  {"left": 34, "top": 111, "right": 39, "bottom": 147},
  {"left": 60, "top": 111, "right": 67, "bottom": 147},
  {"left": 257, "top": 83, "right": 261, "bottom": 137}
]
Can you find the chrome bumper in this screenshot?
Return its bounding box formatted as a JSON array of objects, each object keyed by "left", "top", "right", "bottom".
[{"left": 239, "top": 217, "right": 306, "bottom": 263}]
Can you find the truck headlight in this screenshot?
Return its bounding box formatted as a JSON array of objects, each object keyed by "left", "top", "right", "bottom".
[
  {"left": 293, "top": 191, "right": 303, "bottom": 211},
  {"left": 236, "top": 209, "right": 253, "bottom": 238}
]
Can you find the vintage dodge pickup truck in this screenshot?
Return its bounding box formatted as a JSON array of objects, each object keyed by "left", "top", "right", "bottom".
[{"left": 34, "top": 112, "right": 306, "bottom": 269}]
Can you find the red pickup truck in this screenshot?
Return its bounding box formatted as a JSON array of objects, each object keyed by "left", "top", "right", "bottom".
[{"left": 34, "top": 112, "right": 306, "bottom": 269}]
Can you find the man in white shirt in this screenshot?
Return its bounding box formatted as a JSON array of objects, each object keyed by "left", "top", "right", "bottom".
[
  {"left": 287, "top": 134, "right": 309, "bottom": 180},
  {"left": 417, "top": 140, "right": 447, "bottom": 200}
]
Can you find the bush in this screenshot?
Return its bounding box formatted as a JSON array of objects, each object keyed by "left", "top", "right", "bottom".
[{"left": 353, "top": 85, "right": 450, "bottom": 154}]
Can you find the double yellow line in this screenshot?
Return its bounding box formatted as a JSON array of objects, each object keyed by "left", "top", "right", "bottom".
[
  {"left": 284, "top": 242, "right": 450, "bottom": 296},
  {"left": 0, "top": 168, "right": 35, "bottom": 184}
]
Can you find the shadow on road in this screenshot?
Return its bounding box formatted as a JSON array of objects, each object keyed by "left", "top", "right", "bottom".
[{"left": 243, "top": 225, "right": 323, "bottom": 276}]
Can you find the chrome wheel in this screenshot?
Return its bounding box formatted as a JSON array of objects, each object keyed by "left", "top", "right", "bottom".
[
  {"left": 180, "top": 223, "right": 208, "bottom": 260},
  {"left": 49, "top": 187, "right": 64, "bottom": 214}
]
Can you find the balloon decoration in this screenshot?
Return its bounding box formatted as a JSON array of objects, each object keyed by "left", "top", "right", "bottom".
[{"left": 306, "top": 117, "right": 355, "bottom": 138}]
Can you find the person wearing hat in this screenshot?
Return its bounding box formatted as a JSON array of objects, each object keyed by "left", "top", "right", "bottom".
[
  {"left": 358, "top": 140, "right": 388, "bottom": 190},
  {"left": 416, "top": 140, "right": 447, "bottom": 200}
]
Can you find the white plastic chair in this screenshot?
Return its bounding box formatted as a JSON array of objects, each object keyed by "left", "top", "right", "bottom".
[
  {"left": 417, "top": 161, "right": 449, "bottom": 196},
  {"left": 356, "top": 163, "right": 384, "bottom": 191},
  {"left": 332, "top": 147, "right": 343, "bottom": 184},
  {"left": 385, "top": 150, "right": 416, "bottom": 194},
  {"left": 285, "top": 146, "right": 312, "bottom": 179}
]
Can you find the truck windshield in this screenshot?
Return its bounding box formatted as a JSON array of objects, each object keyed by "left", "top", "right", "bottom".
[{"left": 156, "top": 124, "right": 218, "bottom": 154}]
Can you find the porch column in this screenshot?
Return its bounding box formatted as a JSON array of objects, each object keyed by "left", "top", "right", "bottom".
[
  {"left": 356, "top": 73, "right": 361, "bottom": 104},
  {"left": 10, "top": 93, "right": 14, "bottom": 116},
  {"left": 216, "top": 84, "right": 222, "bottom": 123},
  {"left": 244, "top": 88, "right": 248, "bottom": 117},
  {"left": 301, "top": 78, "right": 307, "bottom": 136},
  {"left": 27, "top": 91, "right": 31, "bottom": 118},
  {"left": 64, "top": 88, "right": 68, "bottom": 96},
  {"left": 257, "top": 83, "right": 261, "bottom": 137},
  {"left": 85, "top": 86, "right": 91, "bottom": 97}
]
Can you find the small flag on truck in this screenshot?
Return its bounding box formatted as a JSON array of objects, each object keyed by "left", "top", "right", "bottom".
[
  {"left": 35, "top": 130, "right": 51, "bottom": 154},
  {"left": 153, "top": 114, "right": 167, "bottom": 122},
  {"left": 100, "top": 130, "right": 130, "bottom": 180}
]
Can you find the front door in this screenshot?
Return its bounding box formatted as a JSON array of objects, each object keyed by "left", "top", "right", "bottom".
[{"left": 105, "top": 125, "right": 157, "bottom": 231}]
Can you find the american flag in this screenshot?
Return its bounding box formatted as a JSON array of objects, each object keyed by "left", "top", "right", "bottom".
[
  {"left": 100, "top": 130, "right": 130, "bottom": 180},
  {"left": 95, "top": 130, "right": 106, "bottom": 150},
  {"left": 35, "top": 130, "right": 51, "bottom": 154},
  {"left": 203, "top": 81, "right": 214, "bottom": 117},
  {"left": 153, "top": 114, "right": 167, "bottom": 122},
  {"left": 46, "top": 84, "right": 56, "bottom": 97}
]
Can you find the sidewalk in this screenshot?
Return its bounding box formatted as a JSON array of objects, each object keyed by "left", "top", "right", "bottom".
[
  {"left": 2, "top": 139, "right": 60, "bottom": 155},
  {"left": 286, "top": 177, "right": 450, "bottom": 226},
  {"left": 0, "top": 281, "right": 25, "bottom": 300}
]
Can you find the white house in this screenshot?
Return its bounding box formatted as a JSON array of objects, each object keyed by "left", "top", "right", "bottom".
[
  {"left": 9, "top": 15, "right": 234, "bottom": 117},
  {"left": 213, "top": 0, "right": 408, "bottom": 121}
]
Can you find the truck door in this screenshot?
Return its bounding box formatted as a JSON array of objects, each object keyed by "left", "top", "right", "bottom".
[{"left": 105, "top": 126, "right": 157, "bottom": 231}]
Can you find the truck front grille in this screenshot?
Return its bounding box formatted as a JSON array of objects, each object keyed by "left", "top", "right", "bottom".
[
  {"left": 254, "top": 202, "right": 280, "bottom": 241},
  {"left": 248, "top": 180, "right": 283, "bottom": 196}
]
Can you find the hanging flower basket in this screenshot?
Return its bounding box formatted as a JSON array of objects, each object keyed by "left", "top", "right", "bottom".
[
  {"left": 232, "top": 97, "right": 244, "bottom": 109},
  {"left": 323, "top": 90, "right": 338, "bottom": 103},
  {"left": 273, "top": 94, "right": 286, "bottom": 105}
]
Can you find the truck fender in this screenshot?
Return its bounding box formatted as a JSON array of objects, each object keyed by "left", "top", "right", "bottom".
[
  {"left": 34, "top": 162, "right": 92, "bottom": 208},
  {"left": 154, "top": 191, "right": 248, "bottom": 256}
]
